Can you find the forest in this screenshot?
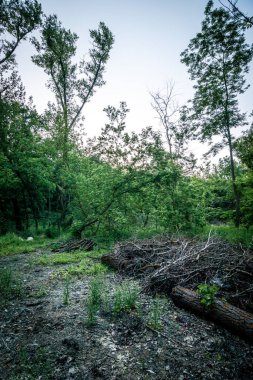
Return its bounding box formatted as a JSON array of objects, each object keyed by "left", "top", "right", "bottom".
[
  {"left": 0, "top": 1, "right": 253, "bottom": 379},
  {"left": 0, "top": 0, "right": 253, "bottom": 241}
]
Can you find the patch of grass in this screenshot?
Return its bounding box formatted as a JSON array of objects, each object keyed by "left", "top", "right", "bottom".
[
  {"left": 51, "top": 256, "right": 109, "bottom": 279},
  {"left": 85, "top": 278, "right": 141, "bottom": 326},
  {"left": 34, "top": 251, "right": 87, "bottom": 265},
  {"left": 0, "top": 267, "right": 23, "bottom": 302},
  {"left": 0, "top": 233, "right": 52, "bottom": 257},
  {"left": 112, "top": 280, "right": 140, "bottom": 315},
  {"left": 147, "top": 296, "right": 166, "bottom": 331},
  {"left": 33, "top": 249, "right": 106, "bottom": 266}
]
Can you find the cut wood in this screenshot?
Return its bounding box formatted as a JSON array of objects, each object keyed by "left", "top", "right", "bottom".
[
  {"left": 52, "top": 238, "right": 94, "bottom": 253},
  {"left": 171, "top": 286, "right": 253, "bottom": 342}
]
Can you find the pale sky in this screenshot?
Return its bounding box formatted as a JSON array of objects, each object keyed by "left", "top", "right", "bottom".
[{"left": 15, "top": 0, "right": 253, "bottom": 159}]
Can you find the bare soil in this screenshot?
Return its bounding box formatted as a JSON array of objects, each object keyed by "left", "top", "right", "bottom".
[{"left": 0, "top": 248, "right": 253, "bottom": 380}]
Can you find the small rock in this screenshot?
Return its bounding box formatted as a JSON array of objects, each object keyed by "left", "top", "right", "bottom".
[
  {"left": 147, "top": 369, "right": 155, "bottom": 374},
  {"left": 27, "top": 236, "right": 34, "bottom": 241}
]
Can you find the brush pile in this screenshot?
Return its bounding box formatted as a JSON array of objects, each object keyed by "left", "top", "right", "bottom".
[{"left": 102, "top": 233, "right": 253, "bottom": 312}]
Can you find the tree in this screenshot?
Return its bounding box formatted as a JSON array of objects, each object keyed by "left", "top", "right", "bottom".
[
  {"left": 181, "top": 0, "right": 253, "bottom": 227},
  {"left": 150, "top": 82, "right": 196, "bottom": 170},
  {"left": 150, "top": 82, "right": 180, "bottom": 157},
  {"left": 0, "top": 99, "right": 54, "bottom": 232},
  {"left": 32, "top": 16, "right": 114, "bottom": 162},
  {"left": 86, "top": 102, "right": 164, "bottom": 170}
]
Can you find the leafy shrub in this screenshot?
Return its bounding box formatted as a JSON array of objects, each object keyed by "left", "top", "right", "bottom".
[{"left": 197, "top": 284, "right": 219, "bottom": 308}]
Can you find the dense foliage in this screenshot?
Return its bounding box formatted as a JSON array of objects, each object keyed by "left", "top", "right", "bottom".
[{"left": 0, "top": 0, "right": 252, "bottom": 239}]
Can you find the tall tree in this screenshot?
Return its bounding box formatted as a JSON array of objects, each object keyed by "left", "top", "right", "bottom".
[
  {"left": 150, "top": 82, "right": 196, "bottom": 170},
  {"left": 181, "top": 0, "right": 253, "bottom": 227},
  {"left": 32, "top": 16, "right": 114, "bottom": 162}
]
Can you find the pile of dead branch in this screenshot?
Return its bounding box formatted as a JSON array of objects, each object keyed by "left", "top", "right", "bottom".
[
  {"left": 102, "top": 233, "right": 253, "bottom": 312},
  {"left": 52, "top": 238, "right": 94, "bottom": 253}
]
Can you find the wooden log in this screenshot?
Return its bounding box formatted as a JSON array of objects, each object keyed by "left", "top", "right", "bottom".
[
  {"left": 171, "top": 286, "right": 253, "bottom": 341},
  {"left": 101, "top": 253, "right": 128, "bottom": 270}
]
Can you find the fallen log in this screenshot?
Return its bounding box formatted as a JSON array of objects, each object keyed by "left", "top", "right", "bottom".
[
  {"left": 101, "top": 253, "right": 128, "bottom": 270},
  {"left": 171, "top": 286, "right": 253, "bottom": 342}
]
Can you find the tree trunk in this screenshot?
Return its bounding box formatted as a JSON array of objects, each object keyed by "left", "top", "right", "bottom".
[
  {"left": 227, "top": 124, "right": 240, "bottom": 227},
  {"left": 222, "top": 58, "right": 240, "bottom": 228},
  {"left": 12, "top": 198, "right": 23, "bottom": 231},
  {"left": 171, "top": 286, "right": 253, "bottom": 341}
]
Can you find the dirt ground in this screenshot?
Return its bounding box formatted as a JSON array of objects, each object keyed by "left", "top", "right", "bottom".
[{"left": 0, "top": 249, "right": 253, "bottom": 380}]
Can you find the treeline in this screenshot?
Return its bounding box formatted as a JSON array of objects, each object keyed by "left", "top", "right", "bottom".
[{"left": 0, "top": 0, "right": 252, "bottom": 239}]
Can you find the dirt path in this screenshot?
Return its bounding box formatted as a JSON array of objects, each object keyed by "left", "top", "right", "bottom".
[{"left": 0, "top": 249, "right": 253, "bottom": 380}]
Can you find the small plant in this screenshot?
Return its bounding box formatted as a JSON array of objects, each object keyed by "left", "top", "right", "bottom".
[
  {"left": 147, "top": 296, "right": 166, "bottom": 331},
  {"left": 197, "top": 284, "right": 219, "bottom": 308},
  {"left": 34, "top": 285, "right": 48, "bottom": 298},
  {"left": 63, "top": 277, "right": 70, "bottom": 305},
  {"left": 86, "top": 295, "right": 100, "bottom": 326},
  {"left": 0, "top": 267, "right": 23, "bottom": 302},
  {"left": 112, "top": 281, "right": 140, "bottom": 315},
  {"left": 85, "top": 277, "right": 105, "bottom": 326}
]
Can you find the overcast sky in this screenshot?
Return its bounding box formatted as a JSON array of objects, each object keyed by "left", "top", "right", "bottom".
[{"left": 15, "top": 0, "right": 253, "bottom": 159}]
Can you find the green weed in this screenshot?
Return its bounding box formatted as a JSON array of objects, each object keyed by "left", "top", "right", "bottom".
[
  {"left": 85, "top": 276, "right": 105, "bottom": 326},
  {"left": 33, "top": 285, "right": 48, "bottom": 298},
  {"left": 0, "top": 267, "right": 23, "bottom": 302},
  {"left": 63, "top": 277, "right": 70, "bottom": 305},
  {"left": 147, "top": 296, "right": 166, "bottom": 331}
]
